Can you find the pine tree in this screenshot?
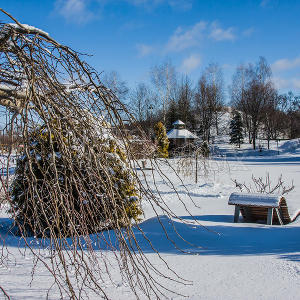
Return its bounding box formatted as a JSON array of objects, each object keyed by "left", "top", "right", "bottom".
[
  {"left": 154, "top": 122, "right": 169, "bottom": 158},
  {"left": 229, "top": 111, "right": 244, "bottom": 148},
  {"left": 166, "top": 100, "right": 178, "bottom": 130}
]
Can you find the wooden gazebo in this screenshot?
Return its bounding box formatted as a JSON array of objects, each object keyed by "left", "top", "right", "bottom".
[{"left": 167, "top": 120, "right": 198, "bottom": 152}]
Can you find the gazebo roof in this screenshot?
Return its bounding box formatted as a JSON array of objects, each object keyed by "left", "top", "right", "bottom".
[
  {"left": 172, "top": 120, "right": 185, "bottom": 125},
  {"left": 167, "top": 128, "right": 198, "bottom": 139}
]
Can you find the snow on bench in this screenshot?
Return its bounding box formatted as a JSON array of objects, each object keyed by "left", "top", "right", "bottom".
[
  {"left": 229, "top": 193, "right": 281, "bottom": 208},
  {"left": 228, "top": 192, "right": 300, "bottom": 225}
]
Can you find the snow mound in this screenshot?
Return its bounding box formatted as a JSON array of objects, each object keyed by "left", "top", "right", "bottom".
[{"left": 280, "top": 139, "right": 300, "bottom": 154}]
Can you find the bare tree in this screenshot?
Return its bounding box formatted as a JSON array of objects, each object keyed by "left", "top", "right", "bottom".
[
  {"left": 231, "top": 57, "right": 275, "bottom": 149},
  {"left": 0, "top": 9, "right": 200, "bottom": 300},
  {"left": 262, "top": 93, "right": 287, "bottom": 148},
  {"left": 176, "top": 75, "right": 195, "bottom": 128},
  {"left": 164, "top": 75, "right": 195, "bottom": 130},
  {"left": 195, "top": 74, "right": 213, "bottom": 141},
  {"left": 176, "top": 143, "right": 230, "bottom": 184},
  {"left": 205, "top": 63, "right": 224, "bottom": 135},
  {"left": 151, "top": 60, "right": 177, "bottom": 124},
  {"left": 194, "top": 63, "right": 224, "bottom": 142},
  {"left": 101, "top": 70, "right": 129, "bottom": 102},
  {"left": 128, "top": 83, "right": 153, "bottom": 122},
  {"left": 230, "top": 64, "right": 252, "bottom": 143},
  {"left": 280, "top": 91, "right": 300, "bottom": 139},
  {"left": 128, "top": 82, "right": 158, "bottom": 136}
]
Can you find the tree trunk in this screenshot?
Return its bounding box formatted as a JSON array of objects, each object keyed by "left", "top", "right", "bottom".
[
  {"left": 252, "top": 129, "right": 256, "bottom": 150},
  {"left": 215, "top": 113, "right": 219, "bottom": 135}
]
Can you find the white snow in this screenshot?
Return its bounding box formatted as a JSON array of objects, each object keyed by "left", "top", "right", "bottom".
[
  {"left": 172, "top": 119, "right": 185, "bottom": 125},
  {"left": 0, "top": 84, "right": 18, "bottom": 91},
  {"left": 1, "top": 139, "right": 300, "bottom": 299},
  {"left": 280, "top": 138, "right": 300, "bottom": 154},
  {"left": 7, "top": 23, "right": 49, "bottom": 36},
  {"left": 167, "top": 119, "right": 198, "bottom": 139},
  {"left": 167, "top": 128, "right": 198, "bottom": 139},
  {"left": 228, "top": 192, "right": 281, "bottom": 207}
]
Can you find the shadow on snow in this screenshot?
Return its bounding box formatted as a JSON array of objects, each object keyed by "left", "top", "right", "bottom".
[{"left": 1, "top": 214, "right": 300, "bottom": 261}]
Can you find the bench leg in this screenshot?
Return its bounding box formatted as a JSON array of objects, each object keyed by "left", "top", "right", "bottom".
[
  {"left": 267, "top": 208, "right": 273, "bottom": 225},
  {"left": 275, "top": 208, "right": 283, "bottom": 225},
  {"left": 243, "top": 207, "right": 253, "bottom": 222},
  {"left": 234, "top": 206, "right": 240, "bottom": 223}
]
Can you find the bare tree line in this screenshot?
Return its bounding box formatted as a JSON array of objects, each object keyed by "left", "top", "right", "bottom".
[
  {"left": 230, "top": 57, "right": 300, "bottom": 149},
  {"left": 119, "top": 58, "right": 300, "bottom": 147}
]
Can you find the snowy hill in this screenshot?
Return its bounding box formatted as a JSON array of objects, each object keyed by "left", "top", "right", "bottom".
[{"left": 280, "top": 138, "right": 300, "bottom": 154}]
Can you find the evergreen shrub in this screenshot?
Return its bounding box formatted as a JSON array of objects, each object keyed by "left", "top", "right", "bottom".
[
  {"left": 10, "top": 123, "right": 143, "bottom": 237},
  {"left": 154, "top": 122, "right": 169, "bottom": 158}
]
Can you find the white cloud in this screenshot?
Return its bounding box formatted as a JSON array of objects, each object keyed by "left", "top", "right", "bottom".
[
  {"left": 126, "top": 0, "right": 163, "bottom": 5},
  {"left": 179, "top": 54, "right": 201, "bottom": 74},
  {"left": 272, "top": 56, "right": 300, "bottom": 72},
  {"left": 273, "top": 77, "right": 289, "bottom": 89},
  {"left": 273, "top": 76, "right": 300, "bottom": 90},
  {"left": 55, "top": 0, "right": 193, "bottom": 23},
  {"left": 291, "top": 78, "right": 300, "bottom": 89},
  {"left": 55, "top": 0, "right": 97, "bottom": 23},
  {"left": 242, "top": 27, "right": 255, "bottom": 37},
  {"left": 165, "top": 21, "right": 207, "bottom": 52},
  {"left": 125, "top": 0, "right": 192, "bottom": 10},
  {"left": 168, "top": 0, "right": 193, "bottom": 11},
  {"left": 162, "top": 20, "right": 237, "bottom": 53},
  {"left": 136, "top": 44, "right": 154, "bottom": 57},
  {"left": 209, "top": 22, "right": 235, "bottom": 41}
]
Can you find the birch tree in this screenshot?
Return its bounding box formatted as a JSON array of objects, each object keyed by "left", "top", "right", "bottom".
[{"left": 151, "top": 61, "right": 177, "bottom": 124}]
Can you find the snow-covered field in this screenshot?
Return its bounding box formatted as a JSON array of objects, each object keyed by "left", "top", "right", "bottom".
[{"left": 1, "top": 139, "right": 300, "bottom": 299}]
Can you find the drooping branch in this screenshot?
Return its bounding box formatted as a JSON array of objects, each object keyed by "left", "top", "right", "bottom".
[{"left": 0, "top": 8, "right": 200, "bottom": 300}]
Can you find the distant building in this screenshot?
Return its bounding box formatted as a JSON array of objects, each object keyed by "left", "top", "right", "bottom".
[{"left": 167, "top": 120, "right": 198, "bottom": 152}]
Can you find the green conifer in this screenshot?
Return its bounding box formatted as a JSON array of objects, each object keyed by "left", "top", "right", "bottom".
[
  {"left": 154, "top": 122, "right": 169, "bottom": 158},
  {"left": 229, "top": 111, "right": 244, "bottom": 148},
  {"left": 10, "top": 123, "right": 143, "bottom": 237}
]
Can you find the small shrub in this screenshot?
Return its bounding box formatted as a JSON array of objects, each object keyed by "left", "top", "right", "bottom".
[{"left": 233, "top": 173, "right": 294, "bottom": 195}]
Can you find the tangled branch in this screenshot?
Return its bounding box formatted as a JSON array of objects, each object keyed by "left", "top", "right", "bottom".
[
  {"left": 233, "top": 173, "right": 294, "bottom": 195},
  {"left": 0, "top": 9, "right": 198, "bottom": 299}
]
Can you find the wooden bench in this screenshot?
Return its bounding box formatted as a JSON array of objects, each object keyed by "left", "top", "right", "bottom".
[{"left": 228, "top": 192, "right": 299, "bottom": 225}]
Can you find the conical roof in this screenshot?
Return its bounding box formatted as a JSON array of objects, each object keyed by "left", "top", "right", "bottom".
[
  {"left": 167, "top": 119, "right": 198, "bottom": 139},
  {"left": 172, "top": 120, "right": 185, "bottom": 125}
]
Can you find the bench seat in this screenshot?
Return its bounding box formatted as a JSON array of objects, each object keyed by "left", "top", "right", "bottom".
[{"left": 228, "top": 193, "right": 300, "bottom": 225}]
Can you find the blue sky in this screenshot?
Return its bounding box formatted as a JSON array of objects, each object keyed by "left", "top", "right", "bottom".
[{"left": 1, "top": 0, "right": 300, "bottom": 100}]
